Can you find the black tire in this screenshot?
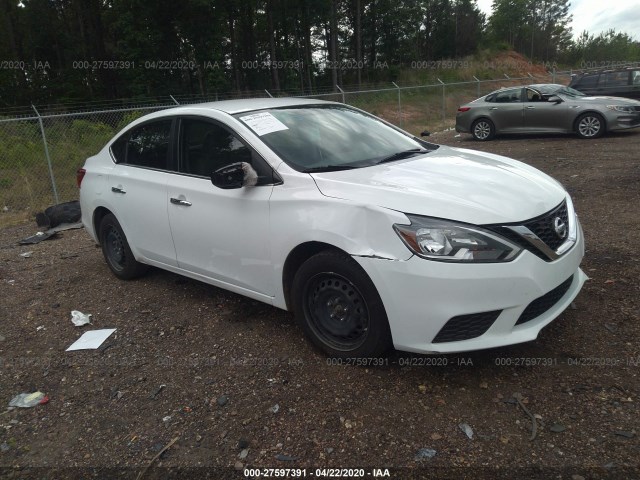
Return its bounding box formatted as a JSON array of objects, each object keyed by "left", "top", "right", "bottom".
[
  {"left": 471, "top": 118, "right": 495, "bottom": 141},
  {"left": 291, "top": 250, "right": 392, "bottom": 359},
  {"left": 98, "top": 213, "right": 148, "bottom": 280},
  {"left": 575, "top": 112, "right": 604, "bottom": 139}
]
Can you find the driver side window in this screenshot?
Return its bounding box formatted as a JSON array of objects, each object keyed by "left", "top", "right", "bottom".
[
  {"left": 179, "top": 118, "right": 277, "bottom": 185},
  {"left": 526, "top": 89, "right": 542, "bottom": 102},
  {"left": 181, "top": 119, "right": 251, "bottom": 177}
]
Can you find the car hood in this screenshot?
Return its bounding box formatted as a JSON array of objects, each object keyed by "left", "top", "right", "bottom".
[
  {"left": 310, "top": 145, "right": 567, "bottom": 225},
  {"left": 572, "top": 96, "right": 640, "bottom": 105}
]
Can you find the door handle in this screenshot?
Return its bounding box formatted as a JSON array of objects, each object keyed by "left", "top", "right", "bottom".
[
  {"left": 526, "top": 106, "right": 535, "bottom": 109},
  {"left": 490, "top": 107, "right": 499, "bottom": 110},
  {"left": 170, "top": 197, "right": 192, "bottom": 206},
  {"left": 111, "top": 186, "right": 126, "bottom": 194}
]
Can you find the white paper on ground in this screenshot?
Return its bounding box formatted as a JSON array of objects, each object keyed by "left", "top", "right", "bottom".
[
  {"left": 239, "top": 112, "right": 288, "bottom": 136},
  {"left": 66, "top": 328, "right": 116, "bottom": 351}
]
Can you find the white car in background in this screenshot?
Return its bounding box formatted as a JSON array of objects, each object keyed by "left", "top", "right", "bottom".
[{"left": 78, "top": 98, "right": 586, "bottom": 357}]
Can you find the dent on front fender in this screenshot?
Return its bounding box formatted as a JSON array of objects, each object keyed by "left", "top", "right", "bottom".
[
  {"left": 269, "top": 179, "right": 414, "bottom": 309},
  {"left": 273, "top": 199, "right": 413, "bottom": 261}
]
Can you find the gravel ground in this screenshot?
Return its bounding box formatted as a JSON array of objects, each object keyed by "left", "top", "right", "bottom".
[{"left": 1, "top": 129, "right": 639, "bottom": 479}]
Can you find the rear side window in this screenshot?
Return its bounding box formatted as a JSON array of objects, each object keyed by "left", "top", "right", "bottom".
[
  {"left": 111, "top": 119, "right": 173, "bottom": 169},
  {"left": 632, "top": 71, "right": 640, "bottom": 85},
  {"left": 493, "top": 89, "right": 522, "bottom": 103},
  {"left": 575, "top": 75, "right": 598, "bottom": 88},
  {"left": 602, "top": 71, "right": 630, "bottom": 87}
]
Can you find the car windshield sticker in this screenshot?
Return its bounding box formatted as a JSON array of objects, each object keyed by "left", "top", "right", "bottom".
[{"left": 240, "top": 112, "right": 289, "bottom": 136}]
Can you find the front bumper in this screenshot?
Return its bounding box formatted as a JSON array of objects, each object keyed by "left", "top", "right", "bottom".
[
  {"left": 354, "top": 221, "right": 586, "bottom": 354},
  {"left": 608, "top": 112, "right": 640, "bottom": 131}
]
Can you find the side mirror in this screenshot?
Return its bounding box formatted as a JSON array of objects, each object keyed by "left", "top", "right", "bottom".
[
  {"left": 211, "top": 162, "right": 253, "bottom": 189},
  {"left": 421, "top": 130, "right": 431, "bottom": 137},
  {"left": 547, "top": 95, "right": 563, "bottom": 104}
]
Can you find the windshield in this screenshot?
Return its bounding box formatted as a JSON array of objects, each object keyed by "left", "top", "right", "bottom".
[
  {"left": 235, "top": 105, "right": 435, "bottom": 172},
  {"left": 537, "top": 84, "right": 586, "bottom": 97}
]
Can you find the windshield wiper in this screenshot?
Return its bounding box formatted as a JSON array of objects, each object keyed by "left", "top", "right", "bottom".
[
  {"left": 376, "top": 148, "right": 429, "bottom": 165},
  {"left": 302, "top": 164, "right": 359, "bottom": 173}
]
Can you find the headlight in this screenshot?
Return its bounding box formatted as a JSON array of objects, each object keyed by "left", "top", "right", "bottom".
[
  {"left": 606, "top": 105, "right": 635, "bottom": 113},
  {"left": 393, "top": 215, "right": 522, "bottom": 263}
]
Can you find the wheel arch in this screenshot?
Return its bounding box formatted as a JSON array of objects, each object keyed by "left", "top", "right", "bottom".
[
  {"left": 282, "top": 241, "right": 348, "bottom": 311},
  {"left": 92, "top": 206, "right": 114, "bottom": 242},
  {"left": 574, "top": 110, "right": 607, "bottom": 133},
  {"left": 471, "top": 116, "right": 496, "bottom": 138}
]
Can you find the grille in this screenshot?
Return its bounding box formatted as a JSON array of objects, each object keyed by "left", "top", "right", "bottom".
[
  {"left": 516, "top": 275, "right": 574, "bottom": 326},
  {"left": 522, "top": 201, "right": 569, "bottom": 251},
  {"left": 486, "top": 200, "right": 571, "bottom": 261},
  {"left": 490, "top": 227, "right": 549, "bottom": 261},
  {"left": 432, "top": 310, "right": 502, "bottom": 343}
]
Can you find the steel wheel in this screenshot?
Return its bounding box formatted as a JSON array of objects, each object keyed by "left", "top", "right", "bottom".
[
  {"left": 303, "top": 273, "right": 370, "bottom": 351},
  {"left": 576, "top": 113, "right": 604, "bottom": 139},
  {"left": 105, "top": 225, "right": 126, "bottom": 272},
  {"left": 472, "top": 119, "right": 495, "bottom": 141},
  {"left": 99, "top": 213, "right": 148, "bottom": 280},
  {"left": 291, "top": 250, "right": 392, "bottom": 358}
]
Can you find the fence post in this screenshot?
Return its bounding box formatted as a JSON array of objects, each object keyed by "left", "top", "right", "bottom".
[
  {"left": 31, "top": 105, "right": 59, "bottom": 205},
  {"left": 392, "top": 81, "right": 402, "bottom": 127},
  {"left": 437, "top": 78, "right": 445, "bottom": 126},
  {"left": 336, "top": 85, "right": 346, "bottom": 104},
  {"left": 473, "top": 76, "right": 480, "bottom": 97},
  {"left": 552, "top": 67, "right": 556, "bottom": 83}
]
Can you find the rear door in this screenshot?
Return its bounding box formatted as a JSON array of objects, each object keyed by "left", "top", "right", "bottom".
[
  {"left": 596, "top": 71, "right": 632, "bottom": 98},
  {"left": 107, "top": 118, "right": 177, "bottom": 267},
  {"left": 630, "top": 70, "right": 640, "bottom": 99},
  {"left": 166, "top": 116, "right": 275, "bottom": 297},
  {"left": 487, "top": 88, "right": 524, "bottom": 132}
]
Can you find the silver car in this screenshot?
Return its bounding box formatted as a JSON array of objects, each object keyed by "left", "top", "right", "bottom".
[{"left": 456, "top": 83, "right": 640, "bottom": 141}]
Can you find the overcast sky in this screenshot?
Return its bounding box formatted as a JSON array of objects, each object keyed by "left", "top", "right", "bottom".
[{"left": 475, "top": 0, "right": 640, "bottom": 39}]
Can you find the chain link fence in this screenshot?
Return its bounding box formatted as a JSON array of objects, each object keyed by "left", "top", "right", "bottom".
[{"left": 0, "top": 72, "right": 562, "bottom": 227}]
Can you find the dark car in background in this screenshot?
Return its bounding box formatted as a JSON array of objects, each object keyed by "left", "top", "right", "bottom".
[
  {"left": 456, "top": 83, "right": 640, "bottom": 141},
  {"left": 569, "top": 67, "right": 640, "bottom": 100}
]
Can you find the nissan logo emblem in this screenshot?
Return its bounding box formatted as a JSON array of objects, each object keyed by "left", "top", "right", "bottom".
[{"left": 554, "top": 217, "right": 567, "bottom": 239}]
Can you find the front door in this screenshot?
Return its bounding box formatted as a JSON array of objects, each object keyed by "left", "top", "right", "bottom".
[
  {"left": 523, "top": 88, "right": 568, "bottom": 132},
  {"left": 167, "top": 117, "right": 274, "bottom": 297}
]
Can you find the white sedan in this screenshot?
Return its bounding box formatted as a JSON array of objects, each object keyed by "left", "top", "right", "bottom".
[{"left": 78, "top": 98, "right": 586, "bottom": 357}]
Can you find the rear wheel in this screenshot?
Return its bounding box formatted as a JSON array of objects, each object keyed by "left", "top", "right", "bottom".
[
  {"left": 99, "top": 213, "right": 148, "bottom": 280},
  {"left": 471, "top": 118, "right": 495, "bottom": 141},
  {"left": 576, "top": 112, "right": 604, "bottom": 139},
  {"left": 291, "top": 251, "right": 392, "bottom": 359}
]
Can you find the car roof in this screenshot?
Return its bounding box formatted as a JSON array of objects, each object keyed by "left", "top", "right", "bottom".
[
  {"left": 170, "top": 97, "right": 336, "bottom": 115},
  {"left": 573, "top": 66, "right": 637, "bottom": 76},
  {"left": 528, "top": 83, "right": 564, "bottom": 90},
  {"left": 487, "top": 83, "right": 562, "bottom": 96}
]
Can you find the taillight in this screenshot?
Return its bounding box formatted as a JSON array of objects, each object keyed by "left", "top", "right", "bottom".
[
  {"left": 458, "top": 107, "right": 471, "bottom": 112},
  {"left": 76, "top": 168, "right": 86, "bottom": 188}
]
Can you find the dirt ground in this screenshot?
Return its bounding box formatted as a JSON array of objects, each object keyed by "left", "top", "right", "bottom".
[{"left": 1, "top": 128, "right": 639, "bottom": 479}]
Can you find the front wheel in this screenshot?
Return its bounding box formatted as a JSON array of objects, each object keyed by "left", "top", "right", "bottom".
[
  {"left": 575, "top": 113, "right": 604, "bottom": 139},
  {"left": 471, "top": 118, "right": 495, "bottom": 141},
  {"left": 99, "top": 213, "right": 148, "bottom": 280},
  {"left": 291, "top": 251, "right": 392, "bottom": 359}
]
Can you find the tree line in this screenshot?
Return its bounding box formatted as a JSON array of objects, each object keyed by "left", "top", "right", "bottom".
[{"left": 0, "top": 0, "right": 638, "bottom": 108}]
